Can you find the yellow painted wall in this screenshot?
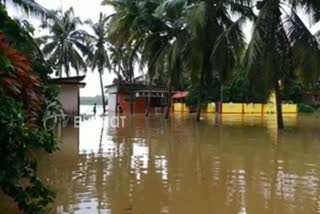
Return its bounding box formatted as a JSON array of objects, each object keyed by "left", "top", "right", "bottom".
[
  {"left": 264, "top": 92, "right": 277, "bottom": 114},
  {"left": 222, "top": 103, "right": 243, "bottom": 113},
  {"left": 282, "top": 104, "right": 297, "bottom": 113},
  {"left": 263, "top": 103, "right": 277, "bottom": 114},
  {"left": 184, "top": 104, "right": 190, "bottom": 113},
  {"left": 173, "top": 92, "right": 297, "bottom": 114},
  {"left": 174, "top": 103, "right": 213, "bottom": 113},
  {"left": 206, "top": 103, "right": 215, "bottom": 113},
  {"left": 269, "top": 93, "right": 276, "bottom": 104},
  {"left": 173, "top": 103, "right": 189, "bottom": 112},
  {"left": 244, "top": 104, "right": 263, "bottom": 114},
  {"left": 173, "top": 103, "right": 183, "bottom": 112}
]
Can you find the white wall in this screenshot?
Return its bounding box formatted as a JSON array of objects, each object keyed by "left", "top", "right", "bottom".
[
  {"left": 58, "top": 85, "right": 79, "bottom": 116},
  {"left": 108, "top": 86, "right": 118, "bottom": 112}
]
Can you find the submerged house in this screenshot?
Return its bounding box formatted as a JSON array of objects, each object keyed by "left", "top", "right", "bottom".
[
  {"left": 48, "top": 76, "right": 86, "bottom": 116},
  {"left": 106, "top": 83, "right": 170, "bottom": 114}
]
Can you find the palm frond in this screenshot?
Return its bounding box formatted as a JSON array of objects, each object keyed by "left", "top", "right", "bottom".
[
  {"left": 285, "top": 7, "right": 320, "bottom": 83},
  {"left": 7, "top": 0, "right": 57, "bottom": 20}
]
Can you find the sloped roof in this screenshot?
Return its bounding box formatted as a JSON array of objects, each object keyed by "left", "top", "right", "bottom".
[
  {"left": 172, "top": 91, "right": 189, "bottom": 98},
  {"left": 48, "top": 75, "right": 86, "bottom": 87}
]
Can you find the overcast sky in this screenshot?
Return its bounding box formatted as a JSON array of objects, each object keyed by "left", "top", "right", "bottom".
[
  {"left": 7, "top": 0, "right": 320, "bottom": 97},
  {"left": 8, "top": 0, "right": 115, "bottom": 97}
]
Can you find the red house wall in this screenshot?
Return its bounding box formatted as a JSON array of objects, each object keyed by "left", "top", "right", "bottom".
[
  {"left": 118, "top": 93, "right": 147, "bottom": 114},
  {"left": 135, "top": 98, "right": 146, "bottom": 114}
]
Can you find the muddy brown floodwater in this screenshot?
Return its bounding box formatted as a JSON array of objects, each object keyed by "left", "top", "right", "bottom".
[{"left": 5, "top": 114, "right": 320, "bottom": 214}]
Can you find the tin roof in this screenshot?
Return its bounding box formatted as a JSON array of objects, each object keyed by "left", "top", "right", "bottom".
[
  {"left": 105, "top": 83, "right": 168, "bottom": 92},
  {"left": 48, "top": 75, "right": 86, "bottom": 87},
  {"left": 172, "top": 91, "right": 189, "bottom": 98}
]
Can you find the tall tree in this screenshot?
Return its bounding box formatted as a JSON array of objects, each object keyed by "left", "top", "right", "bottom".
[
  {"left": 153, "top": 0, "right": 188, "bottom": 119},
  {"left": 108, "top": 42, "right": 140, "bottom": 114},
  {"left": 109, "top": 43, "right": 124, "bottom": 114},
  {"left": 104, "top": 0, "right": 147, "bottom": 114},
  {"left": 38, "top": 7, "right": 90, "bottom": 77},
  {"left": 1, "top": 0, "right": 53, "bottom": 18},
  {"left": 187, "top": 0, "right": 252, "bottom": 121},
  {"left": 105, "top": 0, "right": 188, "bottom": 118},
  {"left": 86, "top": 13, "right": 112, "bottom": 114},
  {"left": 246, "top": 0, "right": 320, "bottom": 129}
]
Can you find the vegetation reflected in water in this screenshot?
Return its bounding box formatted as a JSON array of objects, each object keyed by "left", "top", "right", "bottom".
[{"left": 38, "top": 114, "right": 320, "bottom": 214}]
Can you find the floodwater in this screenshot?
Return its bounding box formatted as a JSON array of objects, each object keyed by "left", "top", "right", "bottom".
[
  {"left": 80, "top": 104, "right": 104, "bottom": 115},
  {"left": 4, "top": 113, "right": 320, "bottom": 214}
]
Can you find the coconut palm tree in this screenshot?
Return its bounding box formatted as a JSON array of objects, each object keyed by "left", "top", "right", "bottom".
[
  {"left": 134, "top": 2, "right": 166, "bottom": 117},
  {"left": 1, "top": 0, "right": 52, "bottom": 17},
  {"left": 109, "top": 43, "right": 125, "bottom": 114},
  {"left": 140, "top": 34, "right": 166, "bottom": 117},
  {"left": 246, "top": 0, "right": 320, "bottom": 129},
  {"left": 104, "top": 0, "right": 149, "bottom": 114},
  {"left": 186, "top": 0, "right": 253, "bottom": 121},
  {"left": 85, "top": 13, "right": 112, "bottom": 114},
  {"left": 108, "top": 41, "right": 140, "bottom": 114},
  {"left": 38, "top": 7, "right": 90, "bottom": 77},
  {"left": 151, "top": 0, "right": 188, "bottom": 119},
  {"left": 105, "top": 0, "right": 188, "bottom": 118}
]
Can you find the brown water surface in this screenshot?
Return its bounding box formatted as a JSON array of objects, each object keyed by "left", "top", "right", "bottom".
[{"left": 36, "top": 114, "right": 320, "bottom": 213}]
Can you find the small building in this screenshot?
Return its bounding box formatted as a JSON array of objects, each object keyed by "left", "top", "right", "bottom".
[
  {"left": 106, "top": 83, "right": 170, "bottom": 114},
  {"left": 48, "top": 76, "right": 86, "bottom": 116},
  {"left": 302, "top": 81, "right": 320, "bottom": 107},
  {"left": 304, "top": 89, "right": 320, "bottom": 107}
]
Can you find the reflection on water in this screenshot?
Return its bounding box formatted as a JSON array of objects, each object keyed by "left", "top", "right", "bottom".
[{"left": 36, "top": 114, "right": 320, "bottom": 214}]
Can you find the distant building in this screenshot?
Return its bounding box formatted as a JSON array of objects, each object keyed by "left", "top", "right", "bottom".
[
  {"left": 106, "top": 83, "right": 170, "bottom": 114},
  {"left": 304, "top": 82, "right": 320, "bottom": 107},
  {"left": 48, "top": 76, "right": 86, "bottom": 116},
  {"left": 304, "top": 90, "right": 320, "bottom": 107}
]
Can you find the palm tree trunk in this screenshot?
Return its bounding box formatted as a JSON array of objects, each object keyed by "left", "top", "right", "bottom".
[
  {"left": 275, "top": 80, "right": 284, "bottom": 129},
  {"left": 165, "top": 79, "right": 172, "bottom": 119},
  {"left": 145, "top": 77, "right": 152, "bottom": 117},
  {"left": 59, "top": 66, "right": 63, "bottom": 78},
  {"left": 64, "top": 61, "right": 69, "bottom": 77},
  {"left": 129, "top": 76, "right": 134, "bottom": 115},
  {"left": 128, "top": 59, "right": 135, "bottom": 115},
  {"left": 99, "top": 68, "right": 106, "bottom": 114},
  {"left": 219, "top": 82, "right": 223, "bottom": 114},
  {"left": 196, "top": 69, "right": 205, "bottom": 121},
  {"left": 115, "top": 71, "right": 120, "bottom": 115}
]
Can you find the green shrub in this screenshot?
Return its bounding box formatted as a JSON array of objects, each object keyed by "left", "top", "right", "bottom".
[
  {"left": 0, "top": 91, "right": 57, "bottom": 214},
  {"left": 298, "top": 103, "right": 316, "bottom": 113}
]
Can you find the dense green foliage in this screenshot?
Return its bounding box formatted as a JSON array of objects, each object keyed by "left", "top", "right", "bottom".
[
  {"left": 245, "top": 0, "right": 320, "bottom": 128},
  {"left": 185, "top": 74, "right": 220, "bottom": 108},
  {"left": 103, "top": 0, "right": 253, "bottom": 119},
  {"left": 0, "top": 6, "right": 53, "bottom": 79},
  {"left": 0, "top": 91, "right": 57, "bottom": 213},
  {"left": 0, "top": 0, "right": 319, "bottom": 212},
  {"left": 298, "top": 103, "right": 318, "bottom": 113},
  {"left": 0, "top": 4, "right": 59, "bottom": 213},
  {"left": 103, "top": 0, "right": 320, "bottom": 127}
]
